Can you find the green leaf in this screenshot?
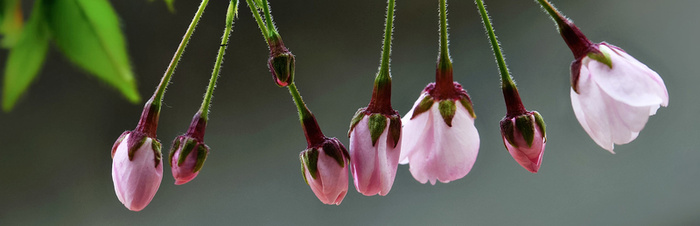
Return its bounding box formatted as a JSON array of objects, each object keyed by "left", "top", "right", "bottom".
[
  {"left": 46, "top": 0, "right": 140, "bottom": 104},
  {"left": 0, "top": 0, "right": 24, "bottom": 47},
  {"left": 2, "top": 0, "right": 50, "bottom": 111}
]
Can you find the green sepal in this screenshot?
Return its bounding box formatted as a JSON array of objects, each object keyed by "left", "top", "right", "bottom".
[
  {"left": 533, "top": 111, "right": 547, "bottom": 143},
  {"left": 301, "top": 148, "right": 319, "bottom": 182},
  {"left": 501, "top": 119, "right": 517, "bottom": 147},
  {"left": 151, "top": 139, "right": 162, "bottom": 167},
  {"left": 177, "top": 138, "right": 197, "bottom": 166},
  {"left": 348, "top": 108, "right": 366, "bottom": 137},
  {"left": 388, "top": 115, "right": 401, "bottom": 148},
  {"left": 438, "top": 100, "right": 456, "bottom": 127},
  {"left": 128, "top": 136, "right": 147, "bottom": 161},
  {"left": 323, "top": 140, "right": 347, "bottom": 167},
  {"left": 411, "top": 95, "right": 434, "bottom": 119},
  {"left": 588, "top": 50, "right": 612, "bottom": 69},
  {"left": 193, "top": 144, "right": 209, "bottom": 173},
  {"left": 369, "top": 114, "right": 387, "bottom": 146},
  {"left": 516, "top": 115, "right": 535, "bottom": 147},
  {"left": 459, "top": 97, "right": 476, "bottom": 118},
  {"left": 168, "top": 138, "right": 181, "bottom": 166}
]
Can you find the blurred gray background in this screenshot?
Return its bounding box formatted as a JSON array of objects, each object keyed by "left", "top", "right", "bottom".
[{"left": 1, "top": 0, "right": 698, "bottom": 225}]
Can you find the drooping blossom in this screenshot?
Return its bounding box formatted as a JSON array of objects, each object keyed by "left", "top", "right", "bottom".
[
  {"left": 400, "top": 83, "right": 480, "bottom": 185},
  {"left": 169, "top": 114, "right": 210, "bottom": 185},
  {"left": 347, "top": 0, "right": 401, "bottom": 195},
  {"left": 112, "top": 132, "right": 163, "bottom": 211},
  {"left": 300, "top": 138, "right": 350, "bottom": 205},
  {"left": 570, "top": 43, "right": 668, "bottom": 152},
  {"left": 535, "top": 2, "right": 670, "bottom": 152},
  {"left": 348, "top": 111, "right": 401, "bottom": 196},
  {"left": 500, "top": 110, "right": 547, "bottom": 173}
]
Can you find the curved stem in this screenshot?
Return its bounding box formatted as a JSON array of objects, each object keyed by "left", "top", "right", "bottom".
[
  {"left": 153, "top": 0, "right": 210, "bottom": 106},
  {"left": 261, "top": 0, "right": 277, "bottom": 36},
  {"left": 246, "top": 0, "right": 269, "bottom": 42},
  {"left": 200, "top": 0, "right": 237, "bottom": 120},
  {"left": 535, "top": 0, "right": 565, "bottom": 25},
  {"left": 288, "top": 83, "right": 325, "bottom": 147},
  {"left": 475, "top": 0, "right": 515, "bottom": 89}
]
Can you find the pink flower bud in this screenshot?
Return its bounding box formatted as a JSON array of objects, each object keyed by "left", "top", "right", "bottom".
[
  {"left": 400, "top": 87, "right": 480, "bottom": 185},
  {"left": 571, "top": 43, "right": 669, "bottom": 152},
  {"left": 169, "top": 135, "right": 209, "bottom": 185},
  {"left": 500, "top": 111, "right": 547, "bottom": 173},
  {"left": 111, "top": 131, "right": 163, "bottom": 211},
  {"left": 299, "top": 138, "right": 350, "bottom": 205},
  {"left": 348, "top": 110, "right": 401, "bottom": 196}
]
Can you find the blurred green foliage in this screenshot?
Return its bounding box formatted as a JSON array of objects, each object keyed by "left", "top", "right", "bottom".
[{"left": 0, "top": 0, "right": 172, "bottom": 111}]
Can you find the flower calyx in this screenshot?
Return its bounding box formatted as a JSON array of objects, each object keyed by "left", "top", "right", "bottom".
[
  {"left": 500, "top": 111, "right": 546, "bottom": 148},
  {"left": 267, "top": 35, "right": 295, "bottom": 87},
  {"left": 348, "top": 108, "right": 401, "bottom": 148},
  {"left": 112, "top": 130, "right": 162, "bottom": 167},
  {"left": 411, "top": 83, "right": 476, "bottom": 126}
]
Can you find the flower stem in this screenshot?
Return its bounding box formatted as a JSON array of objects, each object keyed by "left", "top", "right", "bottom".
[
  {"left": 199, "top": 0, "right": 237, "bottom": 121},
  {"left": 245, "top": 0, "right": 269, "bottom": 43},
  {"left": 367, "top": 0, "right": 396, "bottom": 115},
  {"left": 438, "top": 0, "right": 451, "bottom": 69},
  {"left": 288, "top": 83, "right": 325, "bottom": 147},
  {"left": 534, "top": 0, "right": 592, "bottom": 58},
  {"left": 475, "top": 0, "right": 514, "bottom": 89},
  {"left": 377, "top": 0, "right": 395, "bottom": 79},
  {"left": 434, "top": 0, "right": 454, "bottom": 98},
  {"left": 475, "top": 0, "right": 526, "bottom": 117},
  {"left": 136, "top": 0, "right": 209, "bottom": 137},
  {"left": 153, "top": 0, "right": 210, "bottom": 107},
  {"left": 261, "top": 0, "right": 278, "bottom": 37}
]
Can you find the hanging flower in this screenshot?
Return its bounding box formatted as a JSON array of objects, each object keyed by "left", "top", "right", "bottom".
[
  {"left": 300, "top": 138, "right": 350, "bottom": 205},
  {"left": 111, "top": 131, "right": 163, "bottom": 211},
  {"left": 400, "top": 83, "right": 480, "bottom": 185},
  {"left": 570, "top": 43, "right": 669, "bottom": 152},
  {"left": 500, "top": 111, "right": 546, "bottom": 173}
]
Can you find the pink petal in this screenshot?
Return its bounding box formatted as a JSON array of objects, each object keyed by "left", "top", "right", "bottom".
[
  {"left": 112, "top": 134, "right": 163, "bottom": 211},
  {"left": 399, "top": 93, "right": 431, "bottom": 165},
  {"left": 401, "top": 100, "right": 479, "bottom": 185},
  {"left": 308, "top": 147, "right": 348, "bottom": 205},
  {"left": 349, "top": 117, "right": 401, "bottom": 196}
]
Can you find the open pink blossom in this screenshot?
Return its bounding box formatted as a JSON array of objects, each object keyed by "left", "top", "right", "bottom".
[
  {"left": 169, "top": 135, "right": 209, "bottom": 185},
  {"left": 348, "top": 112, "right": 401, "bottom": 196},
  {"left": 400, "top": 90, "right": 480, "bottom": 185},
  {"left": 300, "top": 138, "right": 349, "bottom": 205},
  {"left": 500, "top": 111, "right": 546, "bottom": 173},
  {"left": 571, "top": 43, "right": 669, "bottom": 152},
  {"left": 111, "top": 132, "right": 163, "bottom": 211}
]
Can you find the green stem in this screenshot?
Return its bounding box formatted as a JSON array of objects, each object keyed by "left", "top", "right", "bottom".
[
  {"left": 288, "top": 83, "right": 311, "bottom": 121},
  {"left": 439, "top": 0, "right": 450, "bottom": 66},
  {"left": 475, "top": 0, "right": 515, "bottom": 89},
  {"left": 200, "top": 0, "right": 237, "bottom": 120},
  {"left": 246, "top": 0, "right": 269, "bottom": 42},
  {"left": 376, "top": 0, "right": 395, "bottom": 83},
  {"left": 535, "top": 0, "right": 565, "bottom": 25},
  {"left": 153, "top": 0, "right": 210, "bottom": 107},
  {"left": 261, "top": 0, "right": 277, "bottom": 36}
]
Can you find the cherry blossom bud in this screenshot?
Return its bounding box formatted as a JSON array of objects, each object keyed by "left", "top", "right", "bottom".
[
  {"left": 299, "top": 138, "right": 350, "bottom": 205},
  {"left": 111, "top": 131, "right": 163, "bottom": 211},
  {"left": 169, "top": 135, "right": 209, "bottom": 185},
  {"left": 348, "top": 109, "right": 401, "bottom": 196},
  {"left": 500, "top": 111, "right": 546, "bottom": 173},
  {"left": 400, "top": 83, "right": 480, "bottom": 185},
  {"left": 268, "top": 37, "right": 295, "bottom": 87}
]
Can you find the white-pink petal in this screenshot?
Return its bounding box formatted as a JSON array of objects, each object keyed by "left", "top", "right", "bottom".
[
  {"left": 349, "top": 116, "right": 401, "bottom": 196},
  {"left": 400, "top": 98, "right": 479, "bottom": 185}
]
